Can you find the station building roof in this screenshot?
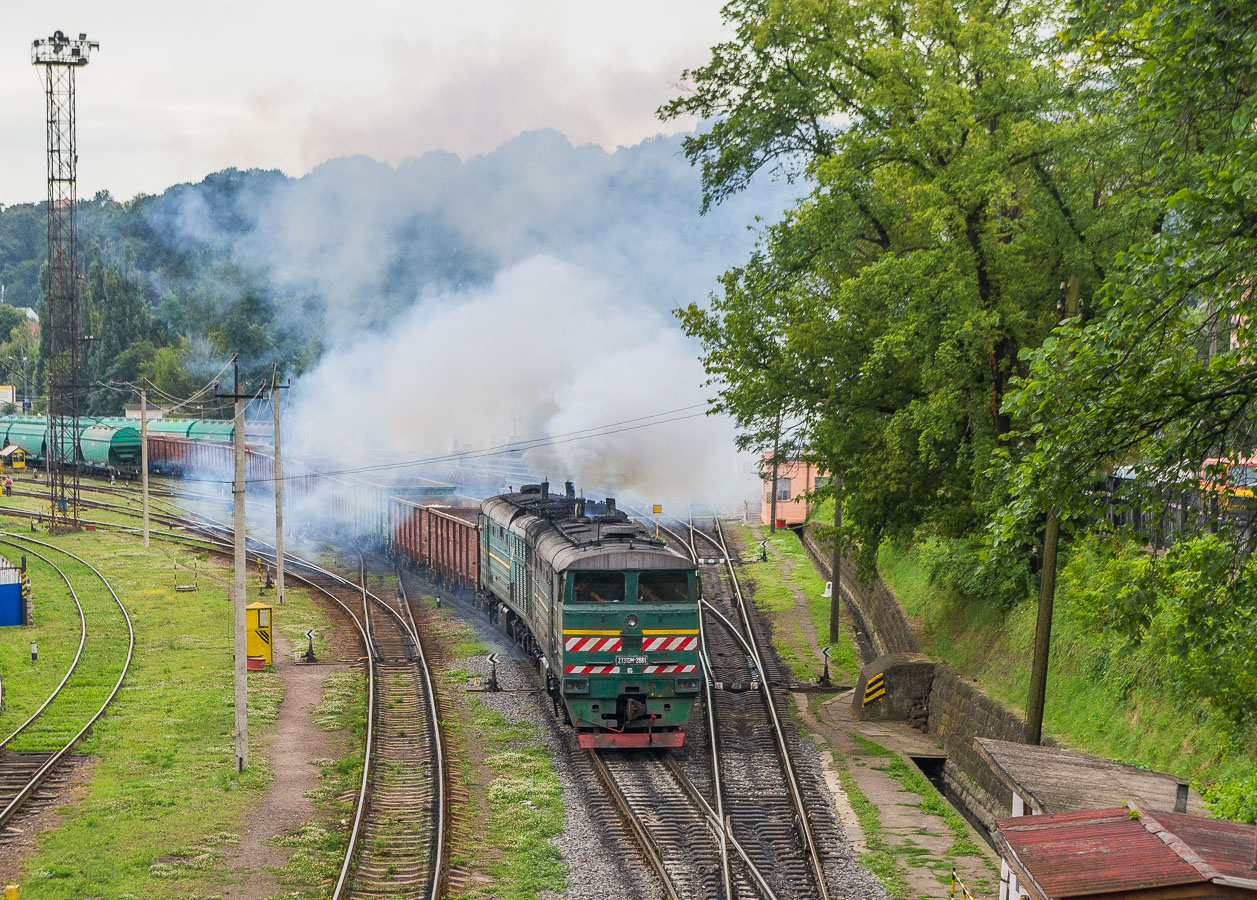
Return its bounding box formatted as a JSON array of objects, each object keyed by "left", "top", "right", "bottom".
[{"left": 975, "top": 737, "right": 1205, "bottom": 816}]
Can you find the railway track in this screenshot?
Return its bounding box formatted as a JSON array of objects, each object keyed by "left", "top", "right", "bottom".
[
  {"left": 153, "top": 516, "right": 450, "bottom": 900},
  {"left": 346, "top": 560, "right": 447, "bottom": 899},
  {"left": 626, "top": 510, "right": 842, "bottom": 900},
  {"left": 0, "top": 535, "right": 134, "bottom": 835},
  {"left": 0, "top": 486, "right": 451, "bottom": 899}
]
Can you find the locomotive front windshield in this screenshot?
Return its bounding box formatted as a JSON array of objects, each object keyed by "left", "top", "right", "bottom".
[
  {"left": 636, "top": 571, "right": 690, "bottom": 603},
  {"left": 572, "top": 572, "right": 626, "bottom": 603}
]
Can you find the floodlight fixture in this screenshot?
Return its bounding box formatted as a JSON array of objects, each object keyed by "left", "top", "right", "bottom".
[{"left": 32, "top": 30, "right": 98, "bottom": 66}]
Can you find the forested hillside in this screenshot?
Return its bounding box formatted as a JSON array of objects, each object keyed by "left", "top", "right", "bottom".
[{"left": 0, "top": 129, "right": 792, "bottom": 415}]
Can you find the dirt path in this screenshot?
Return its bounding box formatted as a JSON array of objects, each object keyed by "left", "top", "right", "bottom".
[{"left": 219, "top": 629, "right": 347, "bottom": 898}]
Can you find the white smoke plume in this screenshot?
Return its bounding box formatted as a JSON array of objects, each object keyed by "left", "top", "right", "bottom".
[{"left": 286, "top": 256, "right": 756, "bottom": 508}]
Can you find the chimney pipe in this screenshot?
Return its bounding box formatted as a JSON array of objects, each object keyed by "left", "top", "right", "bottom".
[
  {"left": 565, "top": 481, "right": 575, "bottom": 499},
  {"left": 1174, "top": 781, "right": 1188, "bottom": 814},
  {"left": 541, "top": 480, "right": 549, "bottom": 500},
  {"left": 575, "top": 498, "right": 586, "bottom": 518},
  {"left": 606, "top": 497, "right": 617, "bottom": 516}
]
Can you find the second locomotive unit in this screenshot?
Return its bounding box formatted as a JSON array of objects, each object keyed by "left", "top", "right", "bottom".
[{"left": 479, "top": 482, "right": 700, "bottom": 747}]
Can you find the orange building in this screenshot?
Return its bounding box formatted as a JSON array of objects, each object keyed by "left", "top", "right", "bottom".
[{"left": 759, "top": 455, "right": 828, "bottom": 527}]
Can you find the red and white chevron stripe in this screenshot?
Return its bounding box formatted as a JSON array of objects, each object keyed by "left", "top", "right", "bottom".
[
  {"left": 643, "top": 664, "right": 698, "bottom": 674},
  {"left": 642, "top": 636, "right": 698, "bottom": 652},
  {"left": 565, "top": 665, "right": 622, "bottom": 675},
  {"left": 565, "top": 636, "right": 622, "bottom": 652}
]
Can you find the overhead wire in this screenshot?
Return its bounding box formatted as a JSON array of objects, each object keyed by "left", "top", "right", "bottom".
[{"left": 178, "top": 404, "right": 713, "bottom": 486}]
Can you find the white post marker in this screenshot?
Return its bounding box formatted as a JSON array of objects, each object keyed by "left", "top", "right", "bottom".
[
  {"left": 303, "top": 628, "right": 315, "bottom": 661},
  {"left": 487, "top": 653, "right": 500, "bottom": 692}
]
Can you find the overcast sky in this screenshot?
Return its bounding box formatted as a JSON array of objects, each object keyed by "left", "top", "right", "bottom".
[{"left": 2, "top": 2, "right": 727, "bottom": 205}]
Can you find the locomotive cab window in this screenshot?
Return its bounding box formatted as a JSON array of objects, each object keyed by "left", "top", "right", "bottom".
[
  {"left": 636, "top": 571, "right": 690, "bottom": 603},
  {"left": 571, "top": 572, "right": 625, "bottom": 604}
]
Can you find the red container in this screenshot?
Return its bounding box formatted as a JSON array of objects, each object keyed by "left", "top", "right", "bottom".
[
  {"left": 775, "top": 518, "right": 787, "bottom": 528},
  {"left": 246, "top": 655, "right": 266, "bottom": 671}
]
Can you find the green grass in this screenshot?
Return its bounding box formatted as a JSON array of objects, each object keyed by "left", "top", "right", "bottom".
[
  {"left": 879, "top": 539, "right": 1257, "bottom": 817},
  {"left": 427, "top": 601, "right": 566, "bottom": 899},
  {"left": 839, "top": 766, "right": 911, "bottom": 900},
  {"left": 0, "top": 543, "right": 82, "bottom": 739},
  {"left": 841, "top": 735, "right": 996, "bottom": 897},
  {"left": 0, "top": 514, "right": 342, "bottom": 898},
  {"left": 734, "top": 522, "right": 861, "bottom": 684}
]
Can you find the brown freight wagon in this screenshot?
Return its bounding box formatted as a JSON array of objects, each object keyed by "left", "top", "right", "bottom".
[{"left": 391, "top": 498, "right": 479, "bottom": 591}]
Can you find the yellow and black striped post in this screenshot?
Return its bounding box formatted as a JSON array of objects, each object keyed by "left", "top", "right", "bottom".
[{"left": 862, "top": 671, "right": 886, "bottom": 707}]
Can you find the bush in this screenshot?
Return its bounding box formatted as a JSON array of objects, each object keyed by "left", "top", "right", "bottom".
[
  {"left": 917, "top": 533, "right": 1032, "bottom": 610},
  {"left": 1203, "top": 774, "right": 1257, "bottom": 824}
]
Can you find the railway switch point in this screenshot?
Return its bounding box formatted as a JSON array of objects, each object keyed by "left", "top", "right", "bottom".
[{"left": 246, "top": 602, "right": 273, "bottom": 667}]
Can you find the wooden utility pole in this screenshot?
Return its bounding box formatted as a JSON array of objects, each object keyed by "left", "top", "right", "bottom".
[
  {"left": 218, "top": 355, "right": 265, "bottom": 772},
  {"left": 769, "top": 412, "right": 782, "bottom": 534},
  {"left": 140, "top": 388, "right": 149, "bottom": 548},
  {"left": 1026, "top": 511, "right": 1058, "bottom": 745},
  {"left": 1026, "top": 275, "right": 1081, "bottom": 745},
  {"left": 271, "top": 367, "right": 288, "bottom": 605},
  {"left": 828, "top": 482, "right": 842, "bottom": 644}
]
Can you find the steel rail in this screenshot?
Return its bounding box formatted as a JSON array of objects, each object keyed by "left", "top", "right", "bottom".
[
  {"left": 395, "top": 573, "right": 448, "bottom": 900},
  {"left": 587, "top": 749, "right": 682, "bottom": 900},
  {"left": 639, "top": 509, "right": 787, "bottom": 900},
  {"left": 0, "top": 539, "right": 86, "bottom": 750},
  {"left": 0, "top": 534, "right": 135, "bottom": 830},
  {"left": 85, "top": 502, "right": 435, "bottom": 900},
  {"left": 703, "top": 518, "right": 832, "bottom": 900},
  {"left": 673, "top": 516, "right": 734, "bottom": 899},
  {"left": 0, "top": 497, "right": 384, "bottom": 900},
  {"left": 329, "top": 557, "right": 379, "bottom": 900},
  {"left": 660, "top": 755, "right": 781, "bottom": 900}
]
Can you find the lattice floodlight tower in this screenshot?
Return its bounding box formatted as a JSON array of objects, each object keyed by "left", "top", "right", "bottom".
[{"left": 32, "top": 31, "right": 97, "bottom": 531}]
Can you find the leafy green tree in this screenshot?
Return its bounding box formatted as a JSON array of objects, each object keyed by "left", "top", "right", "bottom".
[
  {"left": 140, "top": 340, "right": 198, "bottom": 402},
  {"left": 664, "top": 0, "right": 1142, "bottom": 558},
  {"left": 82, "top": 263, "right": 155, "bottom": 415},
  {"left": 999, "top": 0, "right": 1257, "bottom": 542}
]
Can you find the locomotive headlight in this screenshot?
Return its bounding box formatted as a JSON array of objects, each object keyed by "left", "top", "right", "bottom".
[
  {"left": 624, "top": 613, "right": 640, "bottom": 629},
  {"left": 564, "top": 679, "right": 589, "bottom": 694},
  {"left": 676, "top": 678, "right": 701, "bottom": 693}
]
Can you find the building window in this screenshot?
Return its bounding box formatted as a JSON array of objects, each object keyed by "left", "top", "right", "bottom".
[{"left": 775, "top": 477, "right": 792, "bottom": 501}]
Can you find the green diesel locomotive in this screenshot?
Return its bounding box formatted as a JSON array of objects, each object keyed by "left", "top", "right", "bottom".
[{"left": 479, "top": 482, "right": 701, "bottom": 748}]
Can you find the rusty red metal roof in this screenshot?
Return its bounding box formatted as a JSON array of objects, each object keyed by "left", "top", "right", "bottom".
[
  {"left": 1153, "top": 811, "right": 1257, "bottom": 879},
  {"left": 995, "top": 807, "right": 1257, "bottom": 899}
]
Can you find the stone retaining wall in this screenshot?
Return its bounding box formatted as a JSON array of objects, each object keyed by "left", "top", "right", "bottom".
[
  {"left": 800, "top": 523, "right": 1025, "bottom": 827},
  {"left": 928, "top": 669, "right": 1026, "bottom": 828}
]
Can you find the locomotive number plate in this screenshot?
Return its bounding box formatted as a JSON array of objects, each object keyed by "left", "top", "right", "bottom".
[{"left": 616, "top": 655, "right": 648, "bottom": 665}]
